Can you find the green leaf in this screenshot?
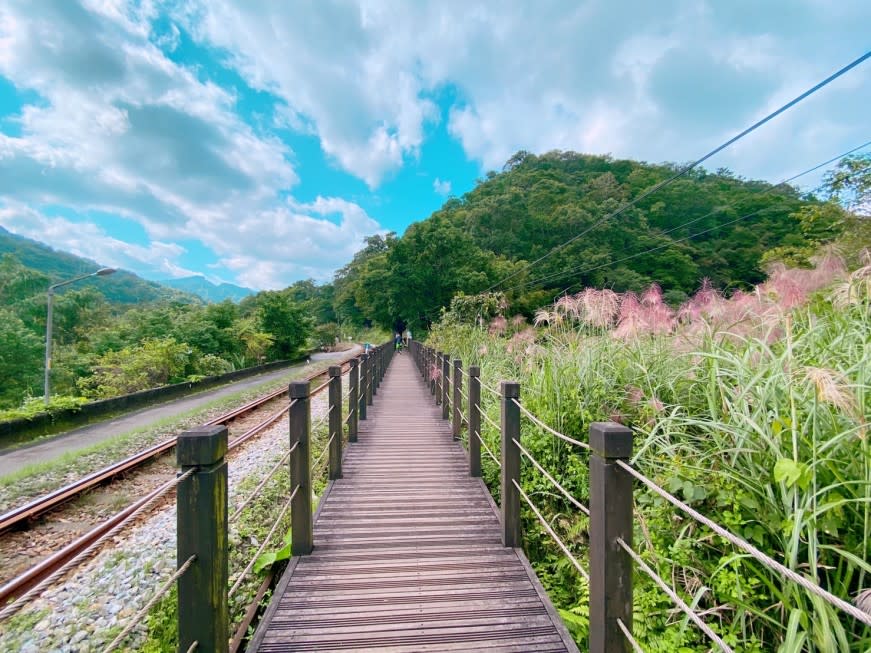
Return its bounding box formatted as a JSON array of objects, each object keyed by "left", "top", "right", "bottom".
[{"left": 773, "top": 458, "right": 802, "bottom": 487}]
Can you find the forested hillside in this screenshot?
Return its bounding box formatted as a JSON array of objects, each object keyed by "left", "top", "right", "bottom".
[
  {"left": 0, "top": 226, "right": 195, "bottom": 305},
  {"left": 334, "top": 150, "right": 845, "bottom": 330}
]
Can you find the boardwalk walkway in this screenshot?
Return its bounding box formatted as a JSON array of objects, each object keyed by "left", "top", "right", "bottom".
[{"left": 250, "top": 352, "right": 577, "bottom": 652}]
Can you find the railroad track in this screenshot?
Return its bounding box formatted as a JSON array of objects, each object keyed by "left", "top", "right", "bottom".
[{"left": 0, "top": 351, "right": 359, "bottom": 608}]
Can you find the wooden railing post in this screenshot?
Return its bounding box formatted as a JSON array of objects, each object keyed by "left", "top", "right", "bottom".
[
  {"left": 500, "top": 381, "right": 521, "bottom": 547},
  {"left": 468, "top": 366, "right": 481, "bottom": 477},
  {"left": 328, "top": 365, "right": 342, "bottom": 480},
  {"left": 426, "top": 349, "right": 439, "bottom": 394},
  {"left": 289, "top": 381, "right": 312, "bottom": 555},
  {"left": 366, "top": 351, "right": 374, "bottom": 407},
  {"left": 452, "top": 359, "right": 462, "bottom": 440},
  {"left": 348, "top": 358, "right": 359, "bottom": 442},
  {"left": 177, "top": 425, "right": 228, "bottom": 653},
  {"left": 372, "top": 347, "right": 378, "bottom": 396},
  {"left": 441, "top": 354, "right": 450, "bottom": 419},
  {"left": 589, "top": 422, "right": 634, "bottom": 653},
  {"left": 358, "top": 354, "right": 368, "bottom": 421}
]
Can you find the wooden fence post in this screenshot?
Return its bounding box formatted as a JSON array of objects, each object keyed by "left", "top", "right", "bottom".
[
  {"left": 358, "top": 354, "right": 368, "bottom": 421},
  {"left": 469, "top": 366, "right": 481, "bottom": 477},
  {"left": 452, "top": 359, "right": 463, "bottom": 440},
  {"left": 177, "top": 424, "right": 228, "bottom": 653},
  {"left": 430, "top": 349, "right": 436, "bottom": 395},
  {"left": 289, "top": 381, "right": 312, "bottom": 555},
  {"left": 328, "top": 365, "right": 342, "bottom": 480},
  {"left": 366, "top": 351, "right": 374, "bottom": 407},
  {"left": 348, "top": 358, "right": 359, "bottom": 442},
  {"left": 500, "top": 381, "right": 521, "bottom": 547},
  {"left": 589, "top": 421, "right": 633, "bottom": 653},
  {"left": 372, "top": 347, "right": 378, "bottom": 396},
  {"left": 441, "top": 354, "right": 450, "bottom": 419}
]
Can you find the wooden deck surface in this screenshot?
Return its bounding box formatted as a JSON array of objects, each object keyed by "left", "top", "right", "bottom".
[{"left": 250, "top": 353, "right": 578, "bottom": 652}]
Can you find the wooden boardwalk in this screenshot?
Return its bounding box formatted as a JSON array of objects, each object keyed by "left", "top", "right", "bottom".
[{"left": 250, "top": 353, "right": 578, "bottom": 652}]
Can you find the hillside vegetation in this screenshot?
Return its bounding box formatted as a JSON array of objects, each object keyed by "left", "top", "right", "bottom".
[{"left": 333, "top": 150, "right": 863, "bottom": 330}]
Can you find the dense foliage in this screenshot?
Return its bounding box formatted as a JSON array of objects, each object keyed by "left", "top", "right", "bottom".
[
  {"left": 0, "top": 257, "right": 319, "bottom": 410},
  {"left": 427, "top": 253, "right": 871, "bottom": 651},
  {"left": 333, "top": 151, "right": 863, "bottom": 331}
]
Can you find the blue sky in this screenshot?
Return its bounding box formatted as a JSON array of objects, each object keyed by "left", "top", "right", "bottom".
[{"left": 0, "top": 1, "right": 868, "bottom": 290}]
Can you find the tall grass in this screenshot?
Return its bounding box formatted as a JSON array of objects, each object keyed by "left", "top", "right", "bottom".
[{"left": 428, "top": 256, "right": 870, "bottom": 651}]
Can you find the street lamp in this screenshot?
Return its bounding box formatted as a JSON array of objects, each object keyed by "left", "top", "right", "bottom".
[{"left": 44, "top": 267, "right": 116, "bottom": 405}]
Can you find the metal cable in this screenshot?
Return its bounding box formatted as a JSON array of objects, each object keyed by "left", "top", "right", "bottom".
[
  {"left": 312, "top": 434, "right": 335, "bottom": 471},
  {"left": 483, "top": 49, "right": 871, "bottom": 293},
  {"left": 511, "top": 398, "right": 590, "bottom": 450},
  {"left": 228, "top": 485, "right": 298, "bottom": 598},
  {"left": 617, "top": 538, "right": 732, "bottom": 652},
  {"left": 618, "top": 618, "right": 645, "bottom": 653},
  {"left": 513, "top": 438, "right": 589, "bottom": 515},
  {"left": 474, "top": 430, "right": 501, "bottom": 467},
  {"left": 230, "top": 450, "right": 292, "bottom": 523},
  {"left": 513, "top": 480, "right": 588, "bottom": 581},
  {"left": 0, "top": 468, "right": 196, "bottom": 621},
  {"left": 617, "top": 460, "right": 871, "bottom": 627},
  {"left": 102, "top": 555, "right": 196, "bottom": 652}
]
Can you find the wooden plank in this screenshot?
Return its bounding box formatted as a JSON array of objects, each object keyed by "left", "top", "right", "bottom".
[{"left": 249, "top": 354, "right": 578, "bottom": 653}]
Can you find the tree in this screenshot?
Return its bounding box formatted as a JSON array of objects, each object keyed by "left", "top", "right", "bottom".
[
  {"left": 0, "top": 309, "right": 42, "bottom": 407},
  {"left": 255, "top": 291, "right": 312, "bottom": 359}
]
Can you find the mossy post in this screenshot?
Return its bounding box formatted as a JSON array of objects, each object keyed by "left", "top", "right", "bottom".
[
  {"left": 328, "top": 365, "right": 342, "bottom": 480},
  {"left": 359, "top": 354, "right": 368, "bottom": 421},
  {"left": 177, "top": 425, "right": 228, "bottom": 653},
  {"left": 589, "top": 421, "right": 633, "bottom": 653},
  {"left": 500, "top": 381, "right": 521, "bottom": 547},
  {"left": 348, "top": 358, "right": 359, "bottom": 442},
  {"left": 468, "top": 366, "right": 481, "bottom": 477},
  {"left": 452, "top": 359, "right": 463, "bottom": 440},
  {"left": 289, "top": 381, "right": 313, "bottom": 555},
  {"left": 441, "top": 354, "right": 450, "bottom": 420}
]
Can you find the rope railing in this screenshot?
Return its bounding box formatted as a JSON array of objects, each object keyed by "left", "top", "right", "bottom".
[
  {"left": 185, "top": 642, "right": 198, "bottom": 653},
  {"left": 480, "top": 410, "right": 500, "bottom": 433},
  {"left": 616, "top": 459, "right": 871, "bottom": 627},
  {"left": 311, "top": 434, "right": 335, "bottom": 471},
  {"left": 343, "top": 407, "right": 356, "bottom": 425},
  {"left": 618, "top": 618, "right": 644, "bottom": 653},
  {"left": 480, "top": 381, "right": 502, "bottom": 398},
  {"left": 310, "top": 378, "right": 331, "bottom": 396},
  {"left": 617, "top": 537, "right": 733, "bottom": 652},
  {"left": 0, "top": 467, "right": 196, "bottom": 621},
  {"left": 513, "top": 479, "right": 588, "bottom": 581},
  {"left": 513, "top": 438, "right": 589, "bottom": 516},
  {"left": 102, "top": 554, "right": 197, "bottom": 652},
  {"left": 474, "top": 430, "right": 500, "bottom": 467},
  {"left": 228, "top": 485, "right": 298, "bottom": 598},
  {"left": 512, "top": 398, "right": 589, "bottom": 450},
  {"left": 230, "top": 448, "right": 292, "bottom": 523}
]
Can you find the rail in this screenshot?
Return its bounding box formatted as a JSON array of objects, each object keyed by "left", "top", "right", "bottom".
[
  {"left": 407, "top": 339, "right": 871, "bottom": 652},
  {"left": 0, "top": 341, "right": 394, "bottom": 652}
]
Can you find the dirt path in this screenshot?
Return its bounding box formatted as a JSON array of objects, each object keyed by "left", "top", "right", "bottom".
[{"left": 0, "top": 349, "right": 357, "bottom": 478}]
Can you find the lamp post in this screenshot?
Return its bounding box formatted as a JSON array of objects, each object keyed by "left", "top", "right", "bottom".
[{"left": 44, "top": 268, "right": 116, "bottom": 405}]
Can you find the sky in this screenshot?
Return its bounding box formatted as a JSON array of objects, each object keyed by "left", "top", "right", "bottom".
[{"left": 0, "top": 1, "right": 868, "bottom": 290}]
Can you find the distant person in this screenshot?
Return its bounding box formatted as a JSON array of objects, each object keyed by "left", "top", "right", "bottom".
[
  {"left": 403, "top": 328, "right": 412, "bottom": 346},
  {"left": 394, "top": 332, "right": 402, "bottom": 352}
]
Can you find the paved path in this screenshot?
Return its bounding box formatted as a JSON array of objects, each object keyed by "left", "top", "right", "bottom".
[
  {"left": 0, "top": 349, "right": 357, "bottom": 477},
  {"left": 250, "top": 353, "right": 577, "bottom": 652}
]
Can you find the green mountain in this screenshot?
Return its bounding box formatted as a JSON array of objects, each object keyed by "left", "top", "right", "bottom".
[
  {"left": 333, "top": 150, "right": 822, "bottom": 329},
  {"left": 0, "top": 225, "right": 197, "bottom": 305},
  {"left": 161, "top": 275, "right": 254, "bottom": 302}
]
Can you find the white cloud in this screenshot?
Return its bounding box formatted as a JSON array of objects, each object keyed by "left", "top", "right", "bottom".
[
  {"left": 433, "top": 177, "right": 451, "bottom": 196},
  {"left": 0, "top": 203, "right": 199, "bottom": 278},
  {"left": 177, "top": 0, "right": 871, "bottom": 183}
]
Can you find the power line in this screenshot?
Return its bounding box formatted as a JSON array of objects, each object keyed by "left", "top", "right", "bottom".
[
  {"left": 506, "top": 138, "right": 871, "bottom": 295},
  {"left": 481, "top": 49, "right": 871, "bottom": 293}
]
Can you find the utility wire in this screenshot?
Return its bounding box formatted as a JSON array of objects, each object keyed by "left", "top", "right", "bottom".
[
  {"left": 481, "top": 50, "right": 871, "bottom": 293},
  {"left": 508, "top": 140, "right": 871, "bottom": 296}
]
